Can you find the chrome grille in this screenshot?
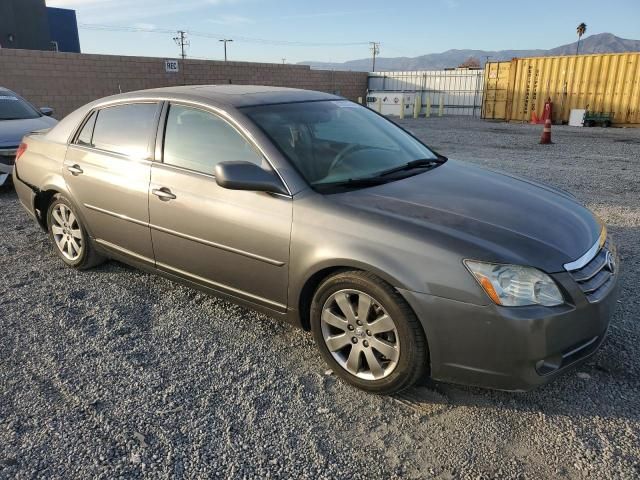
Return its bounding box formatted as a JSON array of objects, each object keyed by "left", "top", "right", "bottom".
[{"left": 567, "top": 239, "right": 617, "bottom": 303}]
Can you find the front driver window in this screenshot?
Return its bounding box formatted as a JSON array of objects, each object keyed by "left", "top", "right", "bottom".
[{"left": 163, "top": 104, "right": 264, "bottom": 174}]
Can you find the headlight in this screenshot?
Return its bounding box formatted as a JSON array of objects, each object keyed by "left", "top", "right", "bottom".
[{"left": 464, "top": 260, "right": 564, "bottom": 307}]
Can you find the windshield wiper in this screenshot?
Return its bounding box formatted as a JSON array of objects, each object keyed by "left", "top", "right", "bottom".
[
  {"left": 375, "top": 157, "right": 446, "bottom": 178},
  {"left": 314, "top": 156, "right": 447, "bottom": 192},
  {"left": 314, "top": 176, "right": 393, "bottom": 191}
]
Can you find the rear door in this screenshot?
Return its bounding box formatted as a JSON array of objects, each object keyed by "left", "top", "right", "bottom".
[
  {"left": 64, "top": 102, "right": 161, "bottom": 264},
  {"left": 148, "top": 103, "right": 292, "bottom": 311}
]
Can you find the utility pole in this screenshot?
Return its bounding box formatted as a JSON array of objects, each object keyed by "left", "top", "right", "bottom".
[
  {"left": 282, "top": 58, "right": 286, "bottom": 64},
  {"left": 173, "top": 30, "right": 188, "bottom": 59},
  {"left": 219, "top": 39, "right": 233, "bottom": 61},
  {"left": 369, "top": 41, "right": 380, "bottom": 72}
]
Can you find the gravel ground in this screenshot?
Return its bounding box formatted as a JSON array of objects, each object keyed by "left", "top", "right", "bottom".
[{"left": 1, "top": 117, "right": 639, "bottom": 479}]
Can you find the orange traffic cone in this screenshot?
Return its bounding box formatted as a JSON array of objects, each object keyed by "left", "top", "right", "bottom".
[{"left": 540, "top": 118, "right": 553, "bottom": 144}]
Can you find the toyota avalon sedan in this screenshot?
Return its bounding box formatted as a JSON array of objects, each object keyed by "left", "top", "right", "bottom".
[
  {"left": 0, "top": 87, "right": 57, "bottom": 186},
  {"left": 13, "top": 86, "right": 619, "bottom": 394}
]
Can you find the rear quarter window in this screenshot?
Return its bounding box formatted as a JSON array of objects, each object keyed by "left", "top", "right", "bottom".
[{"left": 76, "top": 111, "right": 97, "bottom": 146}]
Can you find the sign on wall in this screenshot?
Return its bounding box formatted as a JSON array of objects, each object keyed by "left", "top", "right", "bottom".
[{"left": 165, "top": 59, "right": 179, "bottom": 73}]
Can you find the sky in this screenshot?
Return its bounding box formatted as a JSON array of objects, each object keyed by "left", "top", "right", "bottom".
[{"left": 46, "top": 0, "right": 640, "bottom": 64}]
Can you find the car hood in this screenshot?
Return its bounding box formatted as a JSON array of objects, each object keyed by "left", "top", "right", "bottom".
[
  {"left": 0, "top": 116, "right": 58, "bottom": 147},
  {"left": 332, "top": 160, "right": 601, "bottom": 272}
]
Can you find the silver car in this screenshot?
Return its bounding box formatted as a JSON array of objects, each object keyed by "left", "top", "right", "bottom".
[
  {"left": 13, "top": 86, "right": 619, "bottom": 394},
  {"left": 0, "top": 87, "right": 56, "bottom": 186}
]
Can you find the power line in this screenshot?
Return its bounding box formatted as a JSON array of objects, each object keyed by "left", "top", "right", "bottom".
[
  {"left": 78, "top": 23, "right": 370, "bottom": 47},
  {"left": 80, "top": 24, "right": 175, "bottom": 34},
  {"left": 190, "top": 29, "right": 369, "bottom": 47}
]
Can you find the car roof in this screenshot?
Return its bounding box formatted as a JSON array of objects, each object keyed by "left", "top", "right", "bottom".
[
  {"left": 43, "top": 85, "right": 345, "bottom": 163},
  {"left": 112, "top": 85, "right": 342, "bottom": 108}
]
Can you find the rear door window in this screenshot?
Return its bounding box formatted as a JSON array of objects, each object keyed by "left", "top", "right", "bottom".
[{"left": 90, "top": 103, "right": 158, "bottom": 158}]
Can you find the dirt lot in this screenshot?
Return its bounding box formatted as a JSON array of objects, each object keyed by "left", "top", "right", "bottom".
[{"left": 1, "top": 117, "right": 638, "bottom": 479}]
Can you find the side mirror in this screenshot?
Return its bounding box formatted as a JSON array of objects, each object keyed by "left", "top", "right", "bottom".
[
  {"left": 40, "top": 107, "right": 54, "bottom": 116},
  {"left": 215, "top": 161, "right": 288, "bottom": 195}
]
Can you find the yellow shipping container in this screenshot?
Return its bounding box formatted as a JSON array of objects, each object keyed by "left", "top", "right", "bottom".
[{"left": 482, "top": 52, "right": 640, "bottom": 126}]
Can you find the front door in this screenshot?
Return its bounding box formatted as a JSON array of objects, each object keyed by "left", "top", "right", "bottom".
[
  {"left": 148, "top": 103, "right": 292, "bottom": 311},
  {"left": 64, "top": 102, "right": 160, "bottom": 263}
]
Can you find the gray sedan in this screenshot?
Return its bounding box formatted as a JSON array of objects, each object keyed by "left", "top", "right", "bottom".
[
  {"left": 0, "top": 87, "right": 56, "bottom": 186},
  {"left": 13, "top": 86, "right": 619, "bottom": 394}
]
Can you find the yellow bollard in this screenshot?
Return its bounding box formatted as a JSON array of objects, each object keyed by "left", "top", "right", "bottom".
[
  {"left": 438, "top": 95, "right": 444, "bottom": 117},
  {"left": 413, "top": 94, "right": 420, "bottom": 119},
  {"left": 400, "top": 96, "right": 405, "bottom": 119},
  {"left": 377, "top": 97, "right": 382, "bottom": 113},
  {"left": 357, "top": 96, "right": 363, "bottom": 105},
  {"left": 426, "top": 97, "right": 431, "bottom": 117}
]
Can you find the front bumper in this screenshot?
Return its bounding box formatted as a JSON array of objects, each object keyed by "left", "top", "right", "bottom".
[
  {"left": 399, "top": 267, "right": 620, "bottom": 391},
  {"left": 0, "top": 163, "right": 12, "bottom": 185},
  {"left": 0, "top": 147, "right": 16, "bottom": 185}
]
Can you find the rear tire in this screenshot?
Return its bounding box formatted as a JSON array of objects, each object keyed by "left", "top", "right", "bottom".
[
  {"left": 310, "top": 270, "right": 427, "bottom": 394},
  {"left": 46, "top": 194, "right": 104, "bottom": 269}
]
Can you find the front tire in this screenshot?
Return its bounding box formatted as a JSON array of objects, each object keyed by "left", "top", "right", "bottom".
[
  {"left": 310, "top": 271, "right": 427, "bottom": 394},
  {"left": 47, "top": 194, "right": 104, "bottom": 269}
]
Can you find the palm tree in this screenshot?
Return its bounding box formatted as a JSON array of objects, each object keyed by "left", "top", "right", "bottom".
[{"left": 576, "top": 23, "right": 587, "bottom": 55}]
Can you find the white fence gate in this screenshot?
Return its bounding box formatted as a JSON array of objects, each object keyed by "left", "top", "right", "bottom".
[{"left": 368, "top": 69, "right": 484, "bottom": 116}]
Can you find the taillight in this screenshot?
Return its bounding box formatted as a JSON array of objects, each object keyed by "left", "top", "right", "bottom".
[{"left": 15, "top": 142, "right": 27, "bottom": 161}]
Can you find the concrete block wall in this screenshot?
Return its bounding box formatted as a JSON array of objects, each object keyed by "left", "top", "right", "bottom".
[{"left": 0, "top": 49, "right": 368, "bottom": 118}]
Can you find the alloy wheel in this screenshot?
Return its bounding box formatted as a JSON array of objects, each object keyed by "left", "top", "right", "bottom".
[
  {"left": 51, "top": 203, "right": 83, "bottom": 261},
  {"left": 320, "top": 289, "right": 400, "bottom": 380}
]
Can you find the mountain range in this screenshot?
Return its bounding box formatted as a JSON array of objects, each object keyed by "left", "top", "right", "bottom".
[{"left": 301, "top": 33, "right": 640, "bottom": 71}]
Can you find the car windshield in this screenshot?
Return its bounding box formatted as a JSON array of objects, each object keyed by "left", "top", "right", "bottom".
[
  {"left": 242, "top": 100, "right": 441, "bottom": 189},
  {"left": 0, "top": 92, "right": 41, "bottom": 120}
]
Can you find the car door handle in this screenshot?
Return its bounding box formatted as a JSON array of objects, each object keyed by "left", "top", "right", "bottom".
[
  {"left": 152, "top": 187, "right": 177, "bottom": 201},
  {"left": 67, "top": 164, "right": 83, "bottom": 176}
]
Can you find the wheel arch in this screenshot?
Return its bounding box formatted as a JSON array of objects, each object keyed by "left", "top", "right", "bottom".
[
  {"left": 33, "top": 183, "right": 94, "bottom": 239},
  {"left": 297, "top": 265, "right": 353, "bottom": 331},
  {"left": 33, "top": 188, "right": 59, "bottom": 231},
  {"left": 295, "top": 259, "right": 417, "bottom": 332}
]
